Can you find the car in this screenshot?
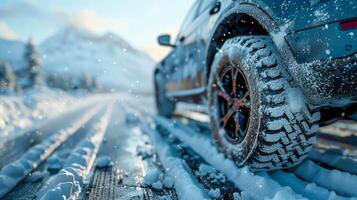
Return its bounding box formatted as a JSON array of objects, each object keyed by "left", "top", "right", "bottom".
[{"left": 153, "top": 0, "right": 357, "bottom": 171}]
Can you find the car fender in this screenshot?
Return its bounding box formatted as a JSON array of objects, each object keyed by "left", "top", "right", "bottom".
[{"left": 205, "top": 2, "right": 315, "bottom": 104}]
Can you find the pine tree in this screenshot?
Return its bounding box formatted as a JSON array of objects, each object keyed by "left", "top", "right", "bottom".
[{"left": 23, "top": 38, "right": 44, "bottom": 88}]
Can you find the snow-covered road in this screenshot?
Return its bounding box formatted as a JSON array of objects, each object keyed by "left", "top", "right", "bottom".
[{"left": 0, "top": 93, "right": 357, "bottom": 200}]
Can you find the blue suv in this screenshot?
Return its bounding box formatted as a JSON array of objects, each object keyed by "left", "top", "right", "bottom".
[{"left": 154, "top": 0, "right": 357, "bottom": 171}]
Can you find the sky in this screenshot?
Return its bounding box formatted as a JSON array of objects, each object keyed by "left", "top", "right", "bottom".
[{"left": 0, "top": 0, "right": 195, "bottom": 60}]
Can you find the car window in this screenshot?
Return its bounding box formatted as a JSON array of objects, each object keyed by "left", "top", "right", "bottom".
[
  {"left": 197, "top": 0, "right": 216, "bottom": 14},
  {"left": 175, "top": 0, "right": 201, "bottom": 43}
]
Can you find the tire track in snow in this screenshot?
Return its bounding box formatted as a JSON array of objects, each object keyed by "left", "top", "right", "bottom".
[
  {"left": 84, "top": 103, "right": 178, "bottom": 200},
  {"left": 0, "top": 96, "right": 103, "bottom": 168},
  {"left": 141, "top": 124, "right": 209, "bottom": 200},
  {"left": 128, "top": 104, "right": 240, "bottom": 199},
  {"left": 152, "top": 116, "right": 303, "bottom": 200},
  {"left": 2, "top": 105, "right": 108, "bottom": 200},
  {"left": 127, "top": 100, "right": 357, "bottom": 199},
  {"left": 0, "top": 104, "right": 102, "bottom": 198},
  {"left": 36, "top": 103, "right": 113, "bottom": 200},
  {"left": 147, "top": 116, "right": 242, "bottom": 199},
  {"left": 174, "top": 115, "right": 357, "bottom": 199}
]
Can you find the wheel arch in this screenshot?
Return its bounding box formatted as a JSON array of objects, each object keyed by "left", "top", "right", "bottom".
[{"left": 205, "top": 3, "right": 281, "bottom": 81}]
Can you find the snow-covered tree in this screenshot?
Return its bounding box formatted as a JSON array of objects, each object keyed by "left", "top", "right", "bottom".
[
  {"left": 18, "top": 38, "right": 44, "bottom": 89},
  {"left": 0, "top": 62, "right": 16, "bottom": 93}
]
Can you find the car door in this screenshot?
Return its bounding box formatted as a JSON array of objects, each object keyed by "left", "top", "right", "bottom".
[
  {"left": 189, "top": 0, "right": 223, "bottom": 102},
  {"left": 165, "top": 1, "right": 201, "bottom": 94},
  {"left": 166, "top": 0, "right": 220, "bottom": 101}
]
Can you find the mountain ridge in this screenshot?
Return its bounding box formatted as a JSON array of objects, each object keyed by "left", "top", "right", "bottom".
[{"left": 0, "top": 26, "right": 155, "bottom": 92}]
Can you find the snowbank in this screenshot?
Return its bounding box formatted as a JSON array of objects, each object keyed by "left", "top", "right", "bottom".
[
  {"left": 0, "top": 88, "right": 86, "bottom": 141},
  {"left": 0, "top": 105, "right": 99, "bottom": 198},
  {"left": 36, "top": 105, "right": 112, "bottom": 200},
  {"left": 293, "top": 160, "right": 357, "bottom": 197},
  {"left": 309, "top": 148, "right": 357, "bottom": 175},
  {"left": 270, "top": 170, "right": 349, "bottom": 200},
  {"left": 153, "top": 116, "right": 302, "bottom": 200}
]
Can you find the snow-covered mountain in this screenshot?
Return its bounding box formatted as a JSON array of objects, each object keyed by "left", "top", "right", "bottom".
[
  {"left": 0, "top": 26, "right": 156, "bottom": 92},
  {"left": 40, "top": 26, "right": 155, "bottom": 92}
]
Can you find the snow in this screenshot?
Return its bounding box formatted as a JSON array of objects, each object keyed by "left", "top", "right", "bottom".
[
  {"left": 309, "top": 148, "right": 357, "bottom": 175},
  {"left": 0, "top": 105, "right": 99, "bottom": 198},
  {"left": 152, "top": 180, "right": 164, "bottom": 190},
  {"left": 0, "top": 26, "right": 155, "bottom": 92},
  {"left": 197, "top": 164, "right": 215, "bottom": 176},
  {"left": 153, "top": 116, "right": 302, "bottom": 200},
  {"left": 125, "top": 112, "right": 140, "bottom": 125},
  {"left": 195, "top": 164, "right": 226, "bottom": 184},
  {"left": 270, "top": 170, "right": 348, "bottom": 200},
  {"left": 293, "top": 160, "right": 357, "bottom": 197},
  {"left": 141, "top": 125, "right": 208, "bottom": 200},
  {"left": 287, "top": 88, "right": 305, "bottom": 113},
  {"left": 272, "top": 21, "right": 292, "bottom": 48},
  {"left": 143, "top": 168, "right": 160, "bottom": 186},
  {"left": 94, "top": 156, "right": 114, "bottom": 168},
  {"left": 163, "top": 176, "right": 174, "bottom": 189},
  {"left": 0, "top": 89, "right": 75, "bottom": 141},
  {"left": 0, "top": 88, "right": 103, "bottom": 143},
  {"left": 136, "top": 145, "right": 154, "bottom": 159},
  {"left": 208, "top": 188, "right": 221, "bottom": 199},
  {"left": 36, "top": 105, "right": 112, "bottom": 200},
  {"left": 26, "top": 171, "right": 49, "bottom": 183},
  {"left": 47, "top": 156, "right": 64, "bottom": 171}
]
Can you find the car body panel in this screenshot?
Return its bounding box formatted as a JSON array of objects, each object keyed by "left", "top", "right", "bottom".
[{"left": 239, "top": 0, "right": 357, "bottom": 33}]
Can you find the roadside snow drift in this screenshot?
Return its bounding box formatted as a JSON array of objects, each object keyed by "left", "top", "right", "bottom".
[{"left": 0, "top": 88, "right": 83, "bottom": 141}]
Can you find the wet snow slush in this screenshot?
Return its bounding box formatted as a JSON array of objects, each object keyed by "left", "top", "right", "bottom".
[{"left": 0, "top": 94, "right": 357, "bottom": 200}]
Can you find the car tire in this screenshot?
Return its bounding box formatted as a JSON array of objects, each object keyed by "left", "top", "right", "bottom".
[
  {"left": 208, "top": 36, "right": 320, "bottom": 171},
  {"left": 154, "top": 72, "right": 175, "bottom": 117}
]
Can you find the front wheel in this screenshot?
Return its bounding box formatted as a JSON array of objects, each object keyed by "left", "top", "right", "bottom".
[{"left": 208, "top": 36, "right": 320, "bottom": 171}]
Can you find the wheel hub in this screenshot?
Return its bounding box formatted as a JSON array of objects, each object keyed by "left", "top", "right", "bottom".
[{"left": 214, "top": 66, "right": 251, "bottom": 144}]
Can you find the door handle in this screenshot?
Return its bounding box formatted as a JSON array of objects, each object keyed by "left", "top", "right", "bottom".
[{"left": 209, "top": 1, "right": 221, "bottom": 15}]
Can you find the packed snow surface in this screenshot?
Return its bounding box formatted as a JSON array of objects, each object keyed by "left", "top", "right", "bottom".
[
  {"left": 153, "top": 116, "right": 303, "bottom": 200},
  {"left": 94, "top": 156, "right": 114, "bottom": 168},
  {"left": 142, "top": 125, "right": 208, "bottom": 200},
  {"left": 36, "top": 105, "right": 112, "bottom": 200}
]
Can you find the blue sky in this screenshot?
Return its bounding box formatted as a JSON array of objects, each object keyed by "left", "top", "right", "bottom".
[{"left": 0, "top": 0, "right": 195, "bottom": 60}]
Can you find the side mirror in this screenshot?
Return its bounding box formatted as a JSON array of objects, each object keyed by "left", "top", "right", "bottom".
[
  {"left": 209, "top": 1, "right": 221, "bottom": 15},
  {"left": 158, "top": 34, "right": 175, "bottom": 47}
]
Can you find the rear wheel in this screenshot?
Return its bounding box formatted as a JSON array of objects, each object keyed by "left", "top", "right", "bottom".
[
  {"left": 154, "top": 72, "right": 175, "bottom": 117},
  {"left": 208, "top": 36, "right": 320, "bottom": 171}
]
